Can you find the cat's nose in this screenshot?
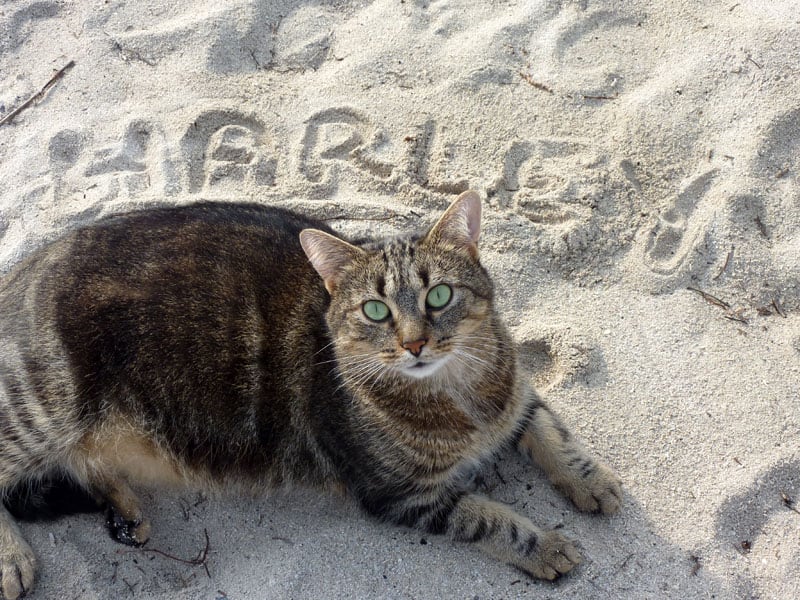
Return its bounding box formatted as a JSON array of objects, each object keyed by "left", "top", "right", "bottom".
[{"left": 402, "top": 337, "right": 428, "bottom": 357}]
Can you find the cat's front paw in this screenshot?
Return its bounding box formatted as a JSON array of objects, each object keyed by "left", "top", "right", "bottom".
[
  {"left": 0, "top": 538, "right": 36, "bottom": 600},
  {"left": 557, "top": 460, "right": 622, "bottom": 515},
  {"left": 517, "top": 530, "right": 581, "bottom": 580}
]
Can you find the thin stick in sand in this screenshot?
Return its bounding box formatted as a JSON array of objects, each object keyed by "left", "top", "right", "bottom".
[{"left": 0, "top": 60, "right": 75, "bottom": 127}]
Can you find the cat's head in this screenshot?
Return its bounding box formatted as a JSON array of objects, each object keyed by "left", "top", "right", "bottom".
[{"left": 300, "top": 191, "right": 496, "bottom": 382}]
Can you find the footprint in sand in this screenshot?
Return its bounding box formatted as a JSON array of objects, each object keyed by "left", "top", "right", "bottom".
[
  {"left": 48, "top": 129, "right": 85, "bottom": 171},
  {"left": 266, "top": 5, "right": 337, "bottom": 73},
  {"left": 751, "top": 107, "right": 800, "bottom": 181},
  {"left": 517, "top": 328, "right": 607, "bottom": 392},
  {"left": 632, "top": 106, "right": 800, "bottom": 291},
  {"left": 636, "top": 106, "right": 800, "bottom": 298},
  {"left": 102, "top": 2, "right": 339, "bottom": 74},
  {"left": 641, "top": 168, "right": 719, "bottom": 276},
  {"left": 518, "top": 338, "right": 560, "bottom": 392},
  {"left": 0, "top": 1, "right": 61, "bottom": 53},
  {"left": 83, "top": 2, "right": 279, "bottom": 73}
]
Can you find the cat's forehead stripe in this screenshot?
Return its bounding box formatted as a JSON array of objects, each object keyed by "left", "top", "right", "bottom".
[
  {"left": 419, "top": 268, "right": 429, "bottom": 289},
  {"left": 378, "top": 238, "right": 422, "bottom": 298}
]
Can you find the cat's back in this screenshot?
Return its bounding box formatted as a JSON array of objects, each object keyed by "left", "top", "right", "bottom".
[
  {"left": 1, "top": 202, "right": 330, "bottom": 299},
  {"left": 1, "top": 202, "right": 331, "bottom": 346},
  {"left": 0, "top": 203, "right": 335, "bottom": 477},
  {"left": 49, "top": 202, "right": 326, "bottom": 287}
]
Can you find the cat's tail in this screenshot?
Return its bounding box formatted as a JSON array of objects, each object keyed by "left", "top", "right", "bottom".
[{"left": 2, "top": 470, "right": 101, "bottom": 521}]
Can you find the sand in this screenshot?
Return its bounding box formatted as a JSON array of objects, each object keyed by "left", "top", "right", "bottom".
[{"left": 1, "top": 0, "right": 798, "bottom": 598}]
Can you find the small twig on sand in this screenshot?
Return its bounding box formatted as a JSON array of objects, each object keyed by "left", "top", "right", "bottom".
[
  {"left": 615, "top": 553, "right": 635, "bottom": 572},
  {"left": 119, "top": 529, "right": 211, "bottom": 576},
  {"left": 754, "top": 215, "right": 769, "bottom": 238},
  {"left": 121, "top": 577, "right": 136, "bottom": 594},
  {"left": 746, "top": 55, "right": 762, "bottom": 70},
  {"left": 687, "top": 287, "right": 731, "bottom": 310},
  {"left": 0, "top": 60, "right": 75, "bottom": 127},
  {"left": 112, "top": 40, "right": 157, "bottom": 66},
  {"left": 772, "top": 298, "right": 787, "bottom": 318},
  {"left": 713, "top": 245, "right": 735, "bottom": 280},
  {"left": 723, "top": 310, "right": 749, "bottom": 325},
  {"left": 271, "top": 536, "right": 295, "bottom": 546},
  {"left": 519, "top": 72, "right": 553, "bottom": 94},
  {"left": 781, "top": 492, "right": 800, "bottom": 515},
  {"left": 688, "top": 287, "right": 751, "bottom": 324},
  {"left": 582, "top": 94, "right": 617, "bottom": 101},
  {"left": 690, "top": 554, "right": 702, "bottom": 576}
]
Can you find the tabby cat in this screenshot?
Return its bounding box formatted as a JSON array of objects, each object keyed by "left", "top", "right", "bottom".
[{"left": 0, "top": 191, "right": 621, "bottom": 598}]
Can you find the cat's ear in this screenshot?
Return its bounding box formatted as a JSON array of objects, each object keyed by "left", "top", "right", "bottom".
[
  {"left": 425, "top": 190, "right": 482, "bottom": 258},
  {"left": 299, "top": 229, "right": 364, "bottom": 292}
]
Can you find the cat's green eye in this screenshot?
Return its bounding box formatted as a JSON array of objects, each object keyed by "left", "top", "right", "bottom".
[
  {"left": 363, "top": 300, "right": 391, "bottom": 322},
  {"left": 426, "top": 284, "right": 452, "bottom": 309}
]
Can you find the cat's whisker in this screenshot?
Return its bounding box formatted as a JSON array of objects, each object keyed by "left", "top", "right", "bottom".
[
  {"left": 366, "top": 363, "right": 390, "bottom": 395},
  {"left": 338, "top": 355, "right": 382, "bottom": 374},
  {"left": 334, "top": 359, "right": 387, "bottom": 394},
  {"left": 311, "top": 339, "right": 339, "bottom": 357},
  {"left": 328, "top": 355, "right": 378, "bottom": 378},
  {"left": 315, "top": 351, "right": 376, "bottom": 367},
  {"left": 341, "top": 362, "right": 386, "bottom": 396},
  {"left": 455, "top": 336, "right": 513, "bottom": 370},
  {"left": 339, "top": 365, "right": 380, "bottom": 386},
  {"left": 452, "top": 348, "right": 492, "bottom": 370}
]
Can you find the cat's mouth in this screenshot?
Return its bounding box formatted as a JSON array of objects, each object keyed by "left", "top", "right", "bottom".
[{"left": 397, "top": 355, "right": 451, "bottom": 379}]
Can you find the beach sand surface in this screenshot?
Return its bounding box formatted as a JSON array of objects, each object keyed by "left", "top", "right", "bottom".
[{"left": 1, "top": 1, "right": 798, "bottom": 598}]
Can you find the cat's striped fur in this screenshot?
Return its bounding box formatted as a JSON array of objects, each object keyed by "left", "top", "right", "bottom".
[{"left": 0, "top": 191, "right": 621, "bottom": 598}]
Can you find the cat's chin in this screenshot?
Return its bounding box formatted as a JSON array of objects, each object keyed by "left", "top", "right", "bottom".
[{"left": 397, "top": 355, "right": 451, "bottom": 380}]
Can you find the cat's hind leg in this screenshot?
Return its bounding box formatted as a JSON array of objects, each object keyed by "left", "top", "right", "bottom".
[
  {"left": 70, "top": 416, "right": 189, "bottom": 548},
  {"left": 518, "top": 393, "right": 622, "bottom": 515},
  {"left": 95, "top": 476, "right": 151, "bottom": 547},
  {"left": 70, "top": 457, "right": 152, "bottom": 547}
]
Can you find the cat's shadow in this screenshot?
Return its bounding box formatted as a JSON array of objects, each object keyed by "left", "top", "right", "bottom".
[
  {"left": 20, "top": 451, "right": 742, "bottom": 599},
  {"left": 712, "top": 456, "right": 800, "bottom": 599}
]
